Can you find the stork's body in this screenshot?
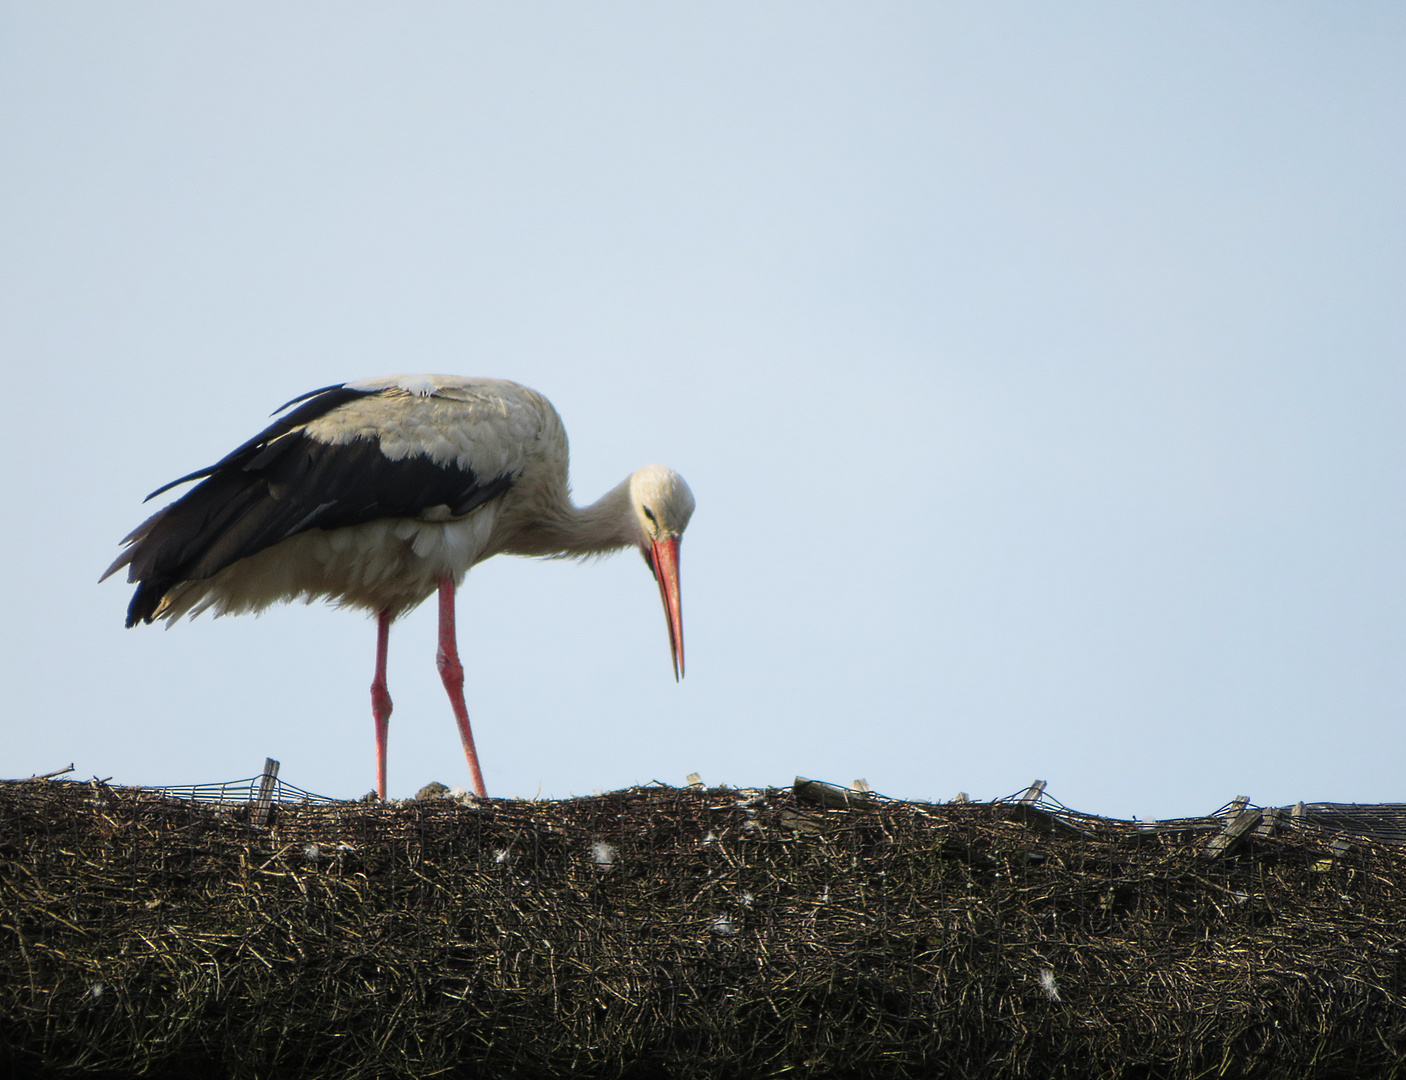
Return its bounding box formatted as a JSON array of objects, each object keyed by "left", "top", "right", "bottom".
[{"left": 104, "top": 375, "right": 694, "bottom": 799}]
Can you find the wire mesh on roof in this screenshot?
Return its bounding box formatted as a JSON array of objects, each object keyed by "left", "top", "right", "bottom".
[
  {"left": 1290, "top": 802, "right": 1406, "bottom": 846},
  {"left": 141, "top": 773, "right": 338, "bottom": 806},
  {"left": 991, "top": 780, "right": 1236, "bottom": 837}
]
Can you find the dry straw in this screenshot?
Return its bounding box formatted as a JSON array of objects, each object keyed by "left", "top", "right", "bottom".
[{"left": 2, "top": 778, "right": 1405, "bottom": 1079}]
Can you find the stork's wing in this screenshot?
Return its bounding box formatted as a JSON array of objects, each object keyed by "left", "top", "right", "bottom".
[{"left": 105, "top": 382, "right": 518, "bottom": 626}]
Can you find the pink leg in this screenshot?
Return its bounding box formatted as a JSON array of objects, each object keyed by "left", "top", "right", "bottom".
[
  {"left": 371, "top": 608, "right": 394, "bottom": 800},
  {"left": 436, "top": 575, "right": 487, "bottom": 798}
]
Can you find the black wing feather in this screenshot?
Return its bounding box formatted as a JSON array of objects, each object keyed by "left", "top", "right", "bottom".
[
  {"left": 144, "top": 386, "right": 372, "bottom": 500},
  {"left": 270, "top": 382, "right": 348, "bottom": 416},
  {"left": 116, "top": 385, "right": 516, "bottom": 626}
]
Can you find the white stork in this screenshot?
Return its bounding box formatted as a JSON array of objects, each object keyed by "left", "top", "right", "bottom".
[{"left": 102, "top": 374, "right": 694, "bottom": 800}]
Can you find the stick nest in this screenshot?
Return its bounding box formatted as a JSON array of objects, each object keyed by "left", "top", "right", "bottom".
[{"left": 3, "top": 780, "right": 1405, "bottom": 1079}]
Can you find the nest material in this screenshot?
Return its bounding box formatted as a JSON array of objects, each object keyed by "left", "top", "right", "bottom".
[{"left": 2, "top": 780, "right": 1405, "bottom": 1079}]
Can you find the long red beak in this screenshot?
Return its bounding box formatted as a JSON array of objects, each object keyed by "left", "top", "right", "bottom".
[{"left": 647, "top": 535, "right": 685, "bottom": 680}]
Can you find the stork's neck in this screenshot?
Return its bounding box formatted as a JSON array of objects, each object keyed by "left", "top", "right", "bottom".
[{"left": 504, "top": 476, "right": 640, "bottom": 558}]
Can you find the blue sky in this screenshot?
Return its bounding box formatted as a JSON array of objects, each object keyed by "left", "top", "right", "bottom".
[{"left": 2, "top": 3, "right": 1403, "bottom": 818}]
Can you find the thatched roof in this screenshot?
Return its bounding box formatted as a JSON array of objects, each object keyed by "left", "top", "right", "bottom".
[{"left": 2, "top": 778, "right": 1404, "bottom": 1079}]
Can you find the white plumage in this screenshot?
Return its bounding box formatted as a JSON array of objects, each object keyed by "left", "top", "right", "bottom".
[{"left": 104, "top": 374, "right": 694, "bottom": 800}]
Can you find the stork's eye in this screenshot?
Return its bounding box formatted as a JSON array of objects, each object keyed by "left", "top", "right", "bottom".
[{"left": 642, "top": 506, "right": 657, "bottom": 524}]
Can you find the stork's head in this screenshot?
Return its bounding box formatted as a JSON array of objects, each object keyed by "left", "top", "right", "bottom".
[{"left": 629, "top": 465, "right": 695, "bottom": 680}]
